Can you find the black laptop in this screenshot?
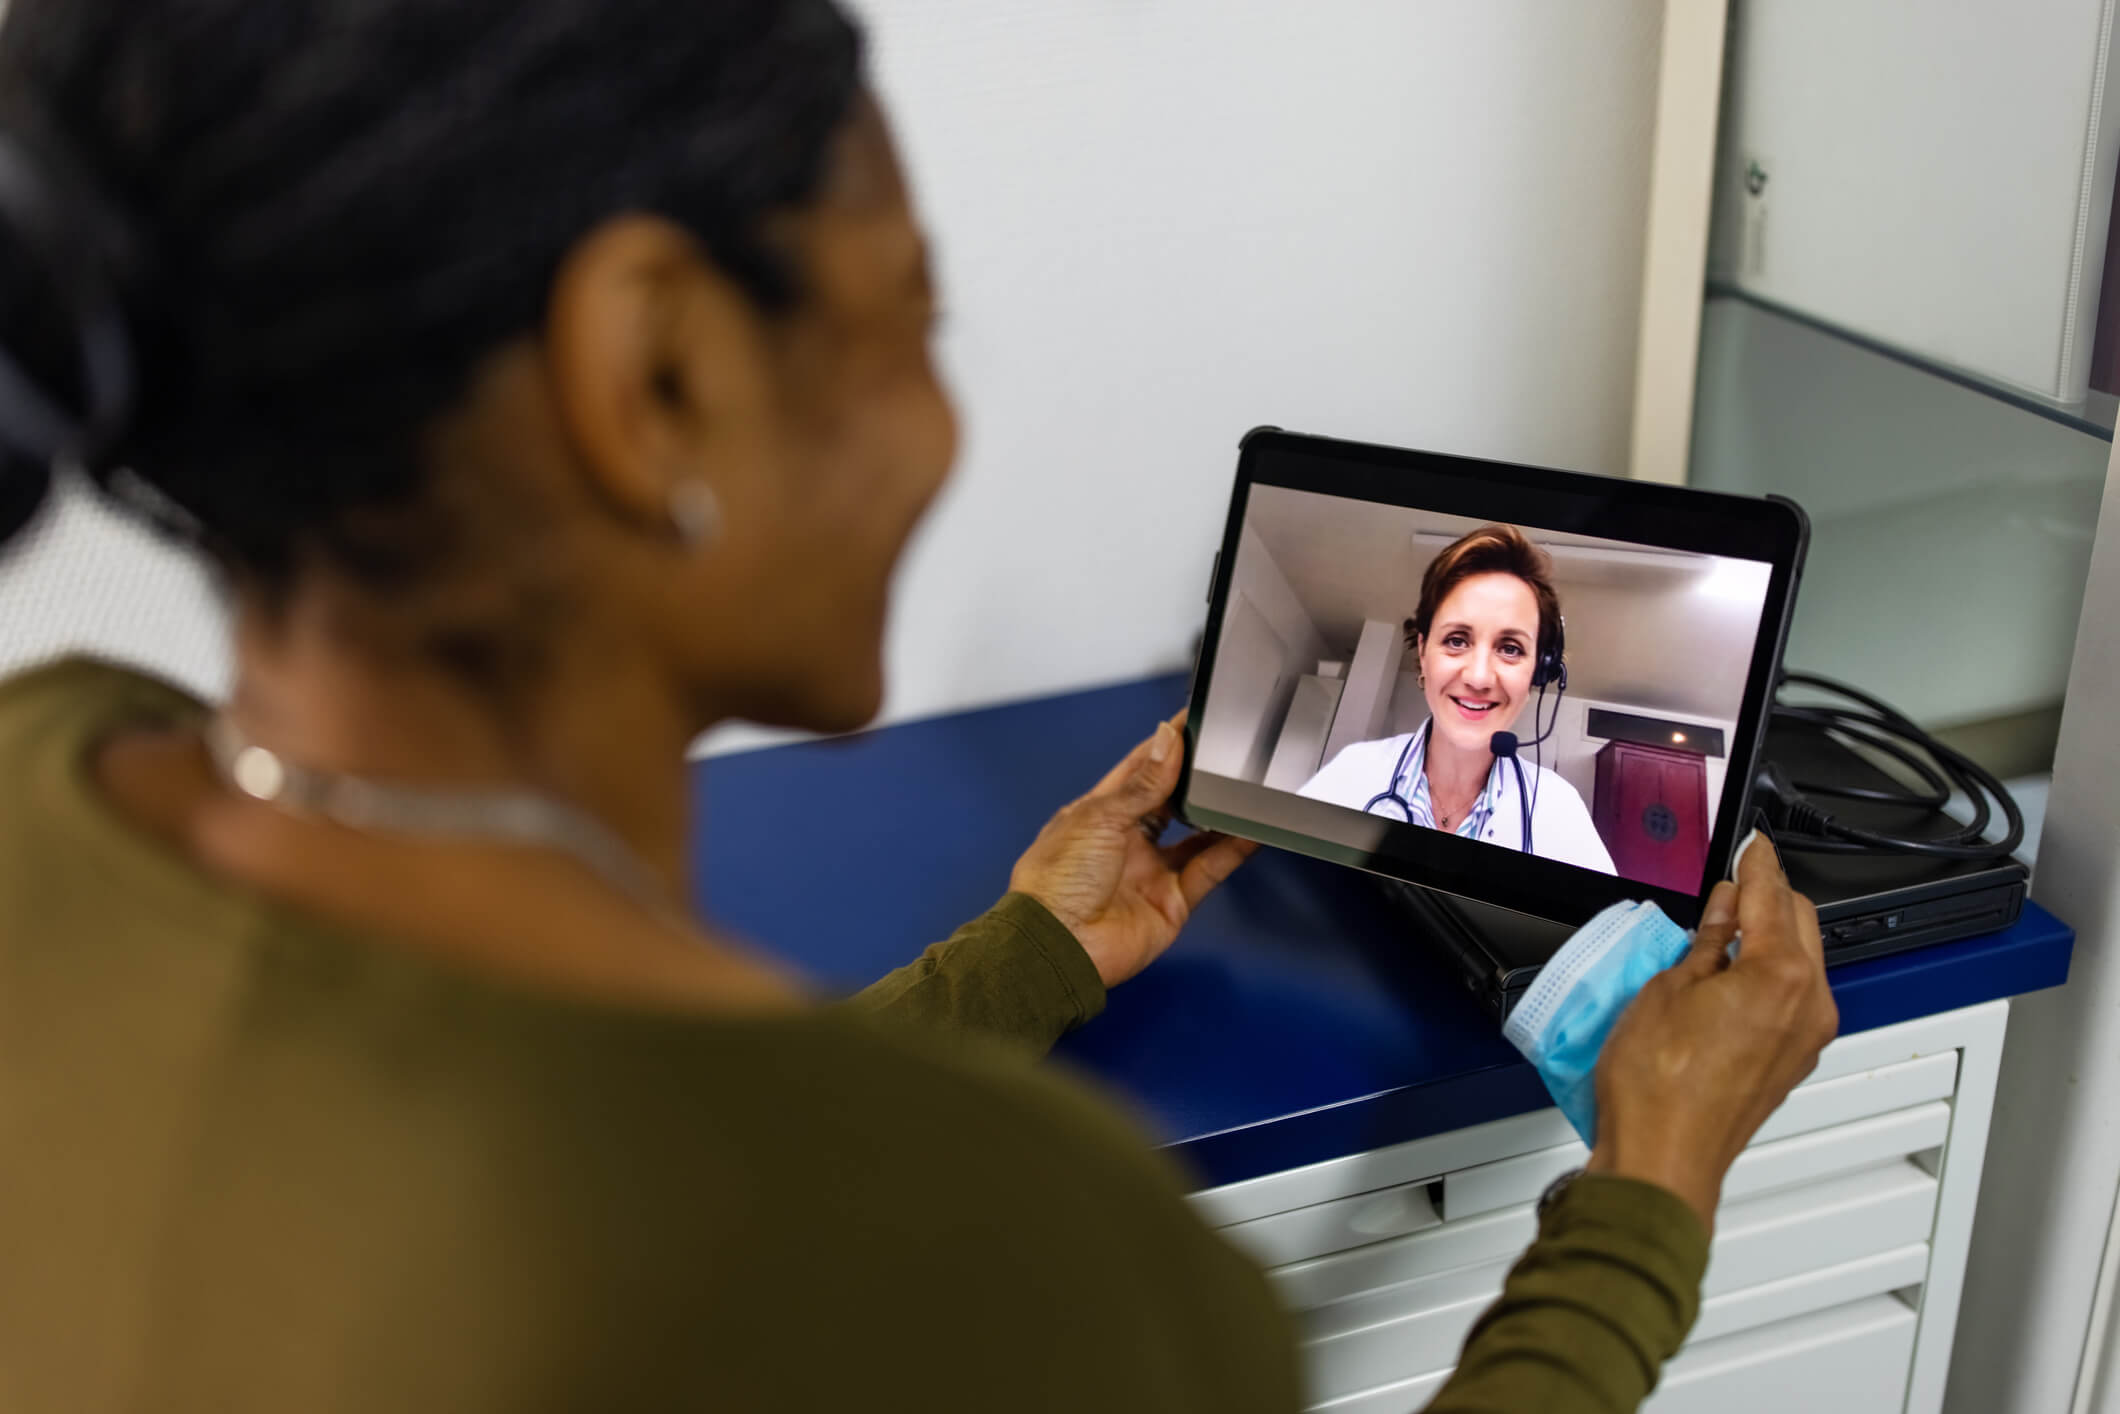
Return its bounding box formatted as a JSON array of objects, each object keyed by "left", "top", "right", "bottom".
[
  {"left": 1380, "top": 717, "right": 2029, "bottom": 1020},
  {"left": 1762, "top": 717, "right": 2028, "bottom": 963}
]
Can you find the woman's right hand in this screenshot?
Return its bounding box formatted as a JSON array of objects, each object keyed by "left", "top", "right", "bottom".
[{"left": 1584, "top": 836, "right": 1839, "bottom": 1229}]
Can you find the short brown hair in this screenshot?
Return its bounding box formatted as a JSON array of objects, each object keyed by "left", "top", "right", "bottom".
[{"left": 1405, "top": 524, "right": 1561, "bottom": 660}]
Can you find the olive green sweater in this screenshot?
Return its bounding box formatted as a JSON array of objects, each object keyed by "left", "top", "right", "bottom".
[{"left": 0, "top": 659, "right": 1706, "bottom": 1413}]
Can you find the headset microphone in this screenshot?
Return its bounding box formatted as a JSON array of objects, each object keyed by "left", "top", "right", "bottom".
[{"left": 1490, "top": 732, "right": 1534, "bottom": 856}]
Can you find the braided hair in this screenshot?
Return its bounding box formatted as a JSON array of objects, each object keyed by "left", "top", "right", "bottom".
[{"left": 0, "top": 0, "right": 863, "bottom": 591}]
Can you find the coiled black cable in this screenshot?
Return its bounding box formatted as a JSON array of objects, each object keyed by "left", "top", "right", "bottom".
[{"left": 1755, "top": 670, "right": 2026, "bottom": 862}]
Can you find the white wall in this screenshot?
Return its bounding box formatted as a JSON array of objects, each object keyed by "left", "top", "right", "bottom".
[
  {"left": 1945, "top": 433, "right": 2120, "bottom": 1413},
  {"left": 1194, "top": 524, "right": 1327, "bottom": 780},
  {"left": 827, "top": 0, "right": 1662, "bottom": 752},
  {"left": 1320, "top": 618, "right": 1400, "bottom": 767},
  {"left": 1262, "top": 675, "right": 1345, "bottom": 791},
  {"left": 0, "top": 480, "right": 229, "bottom": 700},
  {"left": 1229, "top": 525, "right": 1331, "bottom": 684},
  {"left": 1387, "top": 667, "right": 1425, "bottom": 738},
  {"left": 1195, "top": 595, "right": 1286, "bottom": 781},
  {"left": 0, "top": 3, "right": 1666, "bottom": 750}
]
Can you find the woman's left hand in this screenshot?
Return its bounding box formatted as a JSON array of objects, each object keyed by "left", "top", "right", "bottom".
[{"left": 1010, "top": 712, "right": 1260, "bottom": 988}]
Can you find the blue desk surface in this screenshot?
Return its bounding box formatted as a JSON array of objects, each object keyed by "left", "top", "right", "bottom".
[{"left": 696, "top": 673, "right": 2076, "bottom": 1190}]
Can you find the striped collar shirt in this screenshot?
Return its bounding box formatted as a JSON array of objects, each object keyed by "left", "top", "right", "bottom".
[{"left": 1385, "top": 721, "right": 1507, "bottom": 842}]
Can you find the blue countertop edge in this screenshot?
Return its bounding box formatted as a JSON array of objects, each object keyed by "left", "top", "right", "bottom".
[
  {"left": 1165, "top": 900, "right": 2074, "bottom": 1189},
  {"left": 694, "top": 670, "right": 2078, "bottom": 1193}
]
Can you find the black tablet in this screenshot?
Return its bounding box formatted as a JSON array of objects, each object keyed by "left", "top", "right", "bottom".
[{"left": 1177, "top": 428, "right": 1809, "bottom": 928}]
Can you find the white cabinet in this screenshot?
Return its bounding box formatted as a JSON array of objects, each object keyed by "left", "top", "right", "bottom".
[
  {"left": 1190, "top": 1001, "right": 2008, "bottom": 1413},
  {"left": 1711, "top": 0, "right": 2120, "bottom": 403}
]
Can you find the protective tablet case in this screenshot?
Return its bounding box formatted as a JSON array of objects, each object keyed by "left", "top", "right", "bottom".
[{"left": 1177, "top": 427, "right": 1808, "bottom": 929}]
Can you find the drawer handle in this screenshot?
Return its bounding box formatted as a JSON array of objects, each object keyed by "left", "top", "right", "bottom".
[{"left": 1347, "top": 1185, "right": 1440, "bottom": 1240}]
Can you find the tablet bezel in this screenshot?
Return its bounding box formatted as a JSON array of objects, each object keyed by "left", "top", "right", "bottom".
[{"left": 1176, "top": 428, "right": 1810, "bottom": 929}]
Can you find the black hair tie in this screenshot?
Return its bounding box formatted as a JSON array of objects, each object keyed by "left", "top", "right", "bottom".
[{"left": 0, "top": 131, "right": 139, "bottom": 469}]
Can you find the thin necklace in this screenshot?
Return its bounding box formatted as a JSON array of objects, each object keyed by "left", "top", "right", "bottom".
[
  {"left": 203, "top": 716, "right": 679, "bottom": 917},
  {"left": 1430, "top": 764, "right": 1482, "bottom": 832}
]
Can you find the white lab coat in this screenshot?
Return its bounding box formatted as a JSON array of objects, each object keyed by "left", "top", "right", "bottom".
[{"left": 1297, "top": 730, "right": 1618, "bottom": 875}]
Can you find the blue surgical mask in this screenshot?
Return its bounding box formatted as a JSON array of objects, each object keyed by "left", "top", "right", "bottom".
[{"left": 1502, "top": 900, "right": 1694, "bottom": 1145}]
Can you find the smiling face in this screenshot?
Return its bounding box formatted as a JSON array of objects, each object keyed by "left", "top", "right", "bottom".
[
  {"left": 514, "top": 94, "right": 957, "bottom": 738},
  {"left": 1417, "top": 572, "right": 1540, "bottom": 758},
  {"left": 682, "top": 97, "right": 958, "bottom": 733}
]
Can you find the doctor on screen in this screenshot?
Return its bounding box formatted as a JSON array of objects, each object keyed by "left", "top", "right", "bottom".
[{"left": 1297, "top": 524, "right": 1617, "bottom": 875}]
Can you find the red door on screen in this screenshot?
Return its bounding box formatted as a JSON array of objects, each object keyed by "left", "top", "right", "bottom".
[{"left": 1592, "top": 741, "right": 1710, "bottom": 893}]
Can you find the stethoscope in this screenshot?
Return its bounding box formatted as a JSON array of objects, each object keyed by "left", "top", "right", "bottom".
[
  {"left": 1363, "top": 720, "right": 1437, "bottom": 823},
  {"left": 1366, "top": 701, "right": 1554, "bottom": 856}
]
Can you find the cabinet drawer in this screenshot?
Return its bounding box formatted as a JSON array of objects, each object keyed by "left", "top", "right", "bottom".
[
  {"left": 1747, "top": 1051, "right": 1958, "bottom": 1145},
  {"left": 1298, "top": 1218, "right": 1931, "bottom": 1404},
  {"left": 1646, "top": 1296, "right": 1917, "bottom": 1414},
  {"left": 1271, "top": 1203, "right": 1535, "bottom": 1311},
  {"left": 1231, "top": 1047, "right": 1948, "bottom": 1274},
  {"left": 1273, "top": 1156, "right": 1933, "bottom": 1316},
  {"left": 1192, "top": 1107, "right": 1580, "bottom": 1229},
  {"left": 1308, "top": 1291, "right": 1923, "bottom": 1414},
  {"left": 1441, "top": 1054, "right": 1957, "bottom": 1220},
  {"left": 1221, "top": 1177, "right": 1441, "bottom": 1269},
  {"left": 1691, "top": 1243, "right": 1929, "bottom": 1345},
  {"left": 1727, "top": 1102, "right": 1950, "bottom": 1203},
  {"left": 1196, "top": 1019, "right": 1965, "bottom": 1231},
  {"left": 1442, "top": 1098, "right": 1951, "bottom": 1222},
  {"left": 1300, "top": 1258, "right": 1511, "bottom": 1403},
  {"left": 1706, "top": 1161, "right": 1936, "bottom": 1297}
]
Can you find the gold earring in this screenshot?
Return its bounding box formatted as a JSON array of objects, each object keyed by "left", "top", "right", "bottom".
[{"left": 668, "top": 480, "right": 721, "bottom": 549}]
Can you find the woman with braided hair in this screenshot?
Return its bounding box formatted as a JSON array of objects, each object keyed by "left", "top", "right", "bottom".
[{"left": 0, "top": 3, "right": 1833, "bottom": 1410}]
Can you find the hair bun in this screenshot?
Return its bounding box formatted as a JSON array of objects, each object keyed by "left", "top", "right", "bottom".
[{"left": 0, "top": 126, "right": 141, "bottom": 512}]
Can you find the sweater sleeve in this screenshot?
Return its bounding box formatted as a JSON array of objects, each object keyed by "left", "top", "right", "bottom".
[
  {"left": 1421, "top": 1174, "right": 1710, "bottom": 1414},
  {"left": 845, "top": 892, "right": 1107, "bottom": 1054}
]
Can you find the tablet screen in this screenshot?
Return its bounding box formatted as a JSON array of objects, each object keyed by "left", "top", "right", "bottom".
[{"left": 1181, "top": 431, "right": 1806, "bottom": 925}]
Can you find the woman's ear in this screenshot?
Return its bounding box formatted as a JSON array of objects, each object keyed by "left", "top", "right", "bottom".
[{"left": 541, "top": 215, "right": 774, "bottom": 536}]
